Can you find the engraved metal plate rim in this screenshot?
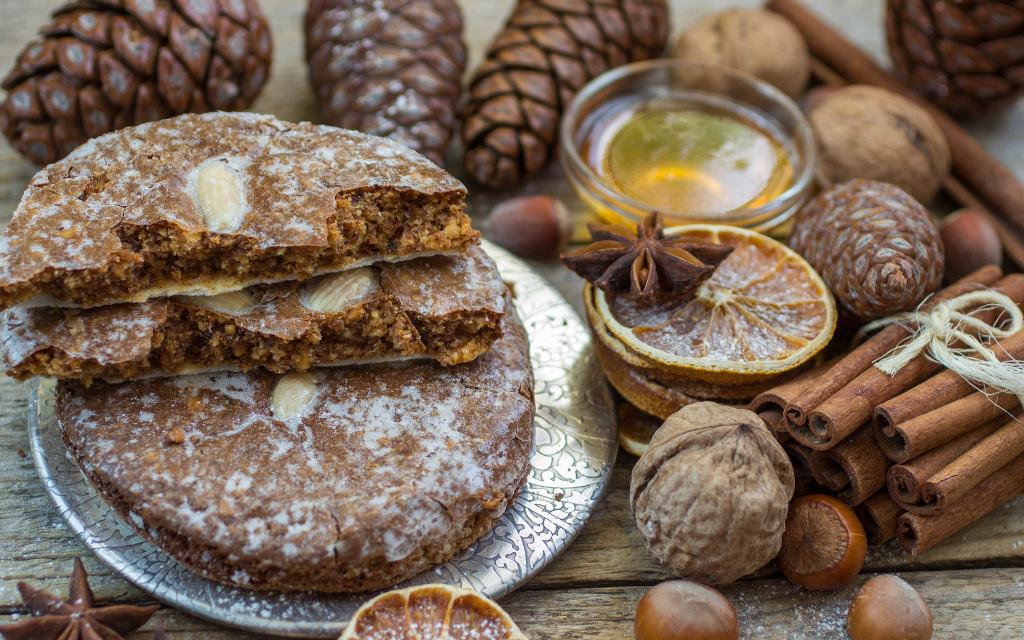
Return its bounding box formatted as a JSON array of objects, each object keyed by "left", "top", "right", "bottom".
[{"left": 28, "top": 241, "right": 617, "bottom": 638}]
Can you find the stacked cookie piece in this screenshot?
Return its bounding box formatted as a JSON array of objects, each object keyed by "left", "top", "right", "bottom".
[{"left": 0, "top": 112, "right": 535, "bottom": 592}]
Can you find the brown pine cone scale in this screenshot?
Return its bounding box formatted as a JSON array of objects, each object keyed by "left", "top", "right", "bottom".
[
  {"left": 1, "top": 0, "right": 273, "bottom": 166},
  {"left": 304, "top": 0, "right": 466, "bottom": 167},
  {"left": 887, "top": 0, "right": 1024, "bottom": 117},
  {"left": 462, "top": 0, "right": 670, "bottom": 189}
]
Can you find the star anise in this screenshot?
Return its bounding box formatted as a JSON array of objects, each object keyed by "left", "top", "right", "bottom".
[
  {"left": 0, "top": 557, "right": 158, "bottom": 640},
  {"left": 561, "top": 212, "right": 734, "bottom": 300}
]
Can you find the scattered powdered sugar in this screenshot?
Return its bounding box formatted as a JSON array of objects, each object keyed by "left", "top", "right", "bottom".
[{"left": 55, "top": 316, "right": 533, "bottom": 584}]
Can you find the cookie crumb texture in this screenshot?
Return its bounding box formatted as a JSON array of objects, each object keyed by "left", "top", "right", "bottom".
[
  {"left": 0, "top": 112, "right": 474, "bottom": 310},
  {"left": 3, "top": 248, "right": 506, "bottom": 381},
  {"left": 57, "top": 309, "right": 534, "bottom": 593}
]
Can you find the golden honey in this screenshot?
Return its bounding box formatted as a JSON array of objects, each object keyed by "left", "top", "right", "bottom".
[{"left": 578, "top": 97, "right": 796, "bottom": 225}]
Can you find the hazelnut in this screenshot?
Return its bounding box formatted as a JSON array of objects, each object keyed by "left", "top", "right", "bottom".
[
  {"left": 940, "top": 209, "right": 1002, "bottom": 283},
  {"left": 780, "top": 494, "right": 867, "bottom": 590},
  {"left": 630, "top": 402, "right": 795, "bottom": 584},
  {"left": 635, "top": 580, "right": 739, "bottom": 640},
  {"left": 674, "top": 8, "right": 810, "bottom": 98},
  {"left": 848, "top": 575, "right": 933, "bottom": 640},
  {"left": 810, "top": 86, "right": 951, "bottom": 203},
  {"left": 485, "top": 195, "right": 571, "bottom": 260}
]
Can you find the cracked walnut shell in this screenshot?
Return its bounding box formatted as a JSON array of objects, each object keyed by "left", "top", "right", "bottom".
[{"left": 630, "top": 402, "right": 795, "bottom": 585}]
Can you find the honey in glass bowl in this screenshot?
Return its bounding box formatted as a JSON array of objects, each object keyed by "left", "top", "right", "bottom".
[
  {"left": 561, "top": 61, "right": 815, "bottom": 232},
  {"left": 583, "top": 98, "right": 794, "bottom": 214}
]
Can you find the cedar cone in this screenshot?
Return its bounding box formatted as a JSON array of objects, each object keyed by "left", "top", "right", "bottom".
[
  {"left": 886, "top": 0, "right": 1024, "bottom": 117},
  {"left": 0, "top": 0, "right": 273, "bottom": 167},
  {"left": 789, "top": 179, "right": 945, "bottom": 321},
  {"left": 304, "top": 0, "right": 466, "bottom": 167},
  {"left": 462, "top": 0, "right": 670, "bottom": 189}
]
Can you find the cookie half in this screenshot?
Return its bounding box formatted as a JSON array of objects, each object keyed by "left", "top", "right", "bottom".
[
  {"left": 57, "top": 309, "right": 534, "bottom": 593},
  {"left": 0, "top": 112, "right": 475, "bottom": 310},
  {"left": 4, "top": 247, "right": 505, "bottom": 381}
]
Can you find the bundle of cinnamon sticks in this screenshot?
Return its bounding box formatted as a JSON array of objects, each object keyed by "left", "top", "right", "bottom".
[{"left": 752, "top": 266, "right": 1024, "bottom": 555}]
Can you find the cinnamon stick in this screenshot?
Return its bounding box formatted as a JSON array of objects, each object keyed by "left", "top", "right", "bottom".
[
  {"left": 820, "top": 426, "right": 890, "bottom": 506},
  {"left": 874, "top": 331, "right": 1024, "bottom": 457},
  {"left": 783, "top": 441, "right": 822, "bottom": 496},
  {"left": 785, "top": 440, "right": 847, "bottom": 491},
  {"left": 750, "top": 357, "right": 837, "bottom": 437},
  {"left": 855, "top": 491, "right": 903, "bottom": 546},
  {"left": 898, "top": 453, "right": 1024, "bottom": 555},
  {"left": 781, "top": 266, "right": 1002, "bottom": 434},
  {"left": 887, "top": 419, "right": 1004, "bottom": 512},
  {"left": 919, "top": 419, "right": 1024, "bottom": 514},
  {"left": 767, "top": 0, "right": 1024, "bottom": 235},
  {"left": 875, "top": 389, "right": 1019, "bottom": 463},
  {"left": 798, "top": 273, "right": 1024, "bottom": 450}
]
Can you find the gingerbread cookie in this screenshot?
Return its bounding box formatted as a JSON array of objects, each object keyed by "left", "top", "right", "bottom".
[
  {"left": 58, "top": 305, "right": 533, "bottom": 593},
  {"left": 0, "top": 112, "right": 475, "bottom": 310}
]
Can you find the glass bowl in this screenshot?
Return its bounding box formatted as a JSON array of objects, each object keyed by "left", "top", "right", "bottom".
[{"left": 559, "top": 60, "right": 816, "bottom": 232}]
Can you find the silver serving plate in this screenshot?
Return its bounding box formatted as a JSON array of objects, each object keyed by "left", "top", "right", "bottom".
[{"left": 27, "top": 242, "right": 617, "bottom": 638}]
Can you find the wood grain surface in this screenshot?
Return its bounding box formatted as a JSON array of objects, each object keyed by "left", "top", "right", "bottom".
[{"left": 2, "top": 0, "right": 1024, "bottom": 638}]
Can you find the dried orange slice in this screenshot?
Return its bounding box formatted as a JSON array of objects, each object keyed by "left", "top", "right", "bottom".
[
  {"left": 339, "top": 584, "right": 527, "bottom": 640},
  {"left": 591, "top": 224, "right": 835, "bottom": 384},
  {"left": 617, "top": 400, "right": 662, "bottom": 457}
]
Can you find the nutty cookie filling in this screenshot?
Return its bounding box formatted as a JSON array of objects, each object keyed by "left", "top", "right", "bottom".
[{"left": 3, "top": 248, "right": 507, "bottom": 382}]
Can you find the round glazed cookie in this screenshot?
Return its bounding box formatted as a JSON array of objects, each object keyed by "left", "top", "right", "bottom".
[{"left": 57, "top": 310, "right": 533, "bottom": 593}]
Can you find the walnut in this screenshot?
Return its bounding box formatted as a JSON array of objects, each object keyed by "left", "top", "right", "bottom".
[
  {"left": 809, "top": 85, "right": 951, "bottom": 204},
  {"left": 630, "top": 402, "right": 795, "bottom": 584},
  {"left": 673, "top": 8, "right": 810, "bottom": 98}
]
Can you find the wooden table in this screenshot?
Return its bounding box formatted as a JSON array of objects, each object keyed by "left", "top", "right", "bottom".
[{"left": 2, "top": 1, "right": 1024, "bottom": 638}]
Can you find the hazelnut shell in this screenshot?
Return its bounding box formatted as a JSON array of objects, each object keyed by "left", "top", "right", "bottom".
[
  {"left": 630, "top": 402, "right": 795, "bottom": 584},
  {"left": 780, "top": 494, "right": 867, "bottom": 590},
  {"left": 635, "top": 580, "right": 739, "bottom": 640},
  {"left": 485, "top": 195, "right": 571, "bottom": 260},
  {"left": 940, "top": 209, "right": 1002, "bottom": 283},
  {"left": 848, "top": 575, "right": 933, "bottom": 640}
]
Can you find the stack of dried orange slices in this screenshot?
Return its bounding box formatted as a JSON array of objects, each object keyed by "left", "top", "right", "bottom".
[{"left": 566, "top": 216, "right": 836, "bottom": 454}]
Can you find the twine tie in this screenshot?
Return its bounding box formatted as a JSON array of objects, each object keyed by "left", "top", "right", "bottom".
[{"left": 859, "top": 290, "right": 1024, "bottom": 406}]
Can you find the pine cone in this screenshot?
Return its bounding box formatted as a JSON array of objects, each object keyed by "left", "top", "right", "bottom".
[
  {"left": 886, "top": 0, "right": 1024, "bottom": 117},
  {"left": 304, "top": 0, "right": 466, "bottom": 167},
  {"left": 789, "top": 179, "right": 945, "bottom": 321},
  {"left": 462, "top": 0, "right": 670, "bottom": 189},
  {"left": 1, "top": 0, "right": 273, "bottom": 166}
]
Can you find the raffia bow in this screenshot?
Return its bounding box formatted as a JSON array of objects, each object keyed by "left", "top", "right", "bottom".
[{"left": 858, "top": 290, "right": 1024, "bottom": 406}]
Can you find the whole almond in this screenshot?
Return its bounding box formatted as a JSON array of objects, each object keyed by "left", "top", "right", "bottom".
[
  {"left": 302, "top": 267, "right": 379, "bottom": 313},
  {"left": 194, "top": 158, "right": 247, "bottom": 233},
  {"left": 272, "top": 373, "right": 319, "bottom": 422},
  {"left": 177, "top": 289, "right": 254, "bottom": 314}
]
